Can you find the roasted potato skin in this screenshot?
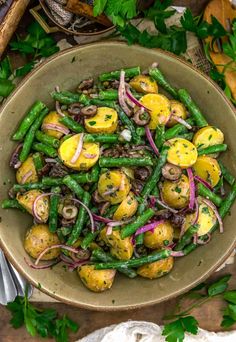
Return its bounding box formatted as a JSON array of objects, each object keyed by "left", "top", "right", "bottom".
[
  {"left": 100, "top": 228, "right": 134, "bottom": 260},
  {"left": 144, "top": 221, "right": 174, "bottom": 249},
  {"left": 161, "top": 174, "right": 190, "bottom": 209},
  {"left": 137, "top": 256, "right": 174, "bottom": 279},
  {"left": 129, "top": 75, "right": 158, "bottom": 94},
  {"left": 166, "top": 100, "right": 187, "bottom": 127},
  {"left": 16, "top": 156, "right": 38, "bottom": 184},
  {"left": 193, "top": 155, "right": 221, "bottom": 187},
  {"left": 113, "top": 192, "right": 138, "bottom": 220},
  {"left": 77, "top": 265, "right": 116, "bottom": 292},
  {"left": 24, "top": 224, "right": 60, "bottom": 260},
  {"left": 17, "top": 190, "right": 49, "bottom": 222}
]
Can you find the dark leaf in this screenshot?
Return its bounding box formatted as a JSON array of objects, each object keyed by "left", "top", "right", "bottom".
[
  {"left": 15, "top": 62, "right": 35, "bottom": 78},
  {"left": 227, "top": 304, "right": 236, "bottom": 321},
  {"left": 208, "top": 15, "right": 227, "bottom": 38},
  {"left": 39, "top": 45, "right": 60, "bottom": 57},
  {"left": 0, "top": 78, "right": 15, "bottom": 97},
  {"left": 10, "top": 41, "right": 35, "bottom": 55},
  {"left": 221, "top": 315, "right": 236, "bottom": 328},
  {"left": 0, "top": 56, "right": 12, "bottom": 79},
  {"left": 196, "top": 21, "right": 210, "bottom": 39},
  {"left": 191, "top": 282, "right": 207, "bottom": 292},
  {"left": 207, "top": 275, "right": 231, "bottom": 297},
  {"left": 27, "top": 20, "right": 46, "bottom": 39},
  {"left": 180, "top": 8, "right": 196, "bottom": 32},
  {"left": 224, "top": 291, "right": 236, "bottom": 305}
]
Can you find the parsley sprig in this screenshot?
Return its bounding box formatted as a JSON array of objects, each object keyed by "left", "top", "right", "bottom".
[{"left": 6, "top": 288, "right": 78, "bottom": 342}]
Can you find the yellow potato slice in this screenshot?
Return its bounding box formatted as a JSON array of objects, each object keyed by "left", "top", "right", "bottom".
[
  {"left": 193, "top": 126, "right": 224, "bottom": 149},
  {"left": 100, "top": 228, "right": 134, "bottom": 260},
  {"left": 78, "top": 265, "right": 116, "bottom": 292},
  {"left": 129, "top": 75, "right": 158, "bottom": 94},
  {"left": 137, "top": 256, "right": 174, "bottom": 279},
  {"left": 84, "top": 107, "right": 118, "bottom": 133},
  {"left": 113, "top": 192, "right": 138, "bottom": 220},
  {"left": 167, "top": 138, "right": 198, "bottom": 168},
  {"left": 58, "top": 133, "right": 99, "bottom": 171},
  {"left": 17, "top": 190, "right": 49, "bottom": 222},
  {"left": 16, "top": 156, "right": 38, "bottom": 184},
  {"left": 140, "top": 94, "right": 171, "bottom": 129},
  {"left": 42, "top": 111, "right": 68, "bottom": 139},
  {"left": 166, "top": 100, "right": 187, "bottom": 127},
  {"left": 161, "top": 174, "right": 190, "bottom": 209},
  {"left": 98, "top": 170, "right": 131, "bottom": 204},
  {"left": 193, "top": 155, "right": 221, "bottom": 187},
  {"left": 144, "top": 221, "right": 174, "bottom": 249},
  {"left": 183, "top": 197, "right": 217, "bottom": 236}
]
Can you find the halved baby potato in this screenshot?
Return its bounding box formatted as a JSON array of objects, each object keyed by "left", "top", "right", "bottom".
[
  {"left": 42, "top": 111, "right": 68, "bottom": 139},
  {"left": 140, "top": 94, "right": 171, "bottom": 129},
  {"left": 137, "top": 255, "right": 174, "bottom": 279},
  {"left": 183, "top": 196, "right": 217, "bottom": 236},
  {"left": 58, "top": 133, "right": 99, "bottom": 171},
  {"left": 100, "top": 228, "right": 134, "bottom": 260},
  {"left": 193, "top": 155, "right": 221, "bottom": 187},
  {"left": 166, "top": 138, "right": 198, "bottom": 168},
  {"left": 78, "top": 265, "right": 116, "bottom": 292},
  {"left": 84, "top": 107, "right": 118, "bottom": 133},
  {"left": 24, "top": 224, "right": 60, "bottom": 260},
  {"left": 16, "top": 156, "right": 38, "bottom": 184},
  {"left": 113, "top": 192, "right": 138, "bottom": 220},
  {"left": 193, "top": 126, "right": 224, "bottom": 149},
  {"left": 161, "top": 174, "right": 190, "bottom": 209},
  {"left": 17, "top": 190, "right": 49, "bottom": 222},
  {"left": 98, "top": 170, "right": 131, "bottom": 204},
  {"left": 129, "top": 75, "right": 158, "bottom": 94},
  {"left": 144, "top": 221, "right": 174, "bottom": 249},
  {"left": 166, "top": 100, "right": 187, "bottom": 127}
]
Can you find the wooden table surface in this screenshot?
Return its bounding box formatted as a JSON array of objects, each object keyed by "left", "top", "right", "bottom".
[{"left": 1, "top": 0, "right": 233, "bottom": 341}]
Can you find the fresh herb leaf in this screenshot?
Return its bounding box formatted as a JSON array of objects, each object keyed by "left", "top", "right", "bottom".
[
  {"left": 162, "top": 316, "right": 198, "bottom": 342},
  {"left": 0, "top": 79, "right": 15, "bottom": 97},
  {"left": 221, "top": 315, "right": 236, "bottom": 328},
  {"left": 224, "top": 291, "right": 236, "bottom": 305},
  {"left": 15, "top": 62, "right": 35, "bottom": 78},
  {"left": 0, "top": 56, "right": 12, "bottom": 79},
  {"left": 207, "top": 274, "right": 231, "bottom": 297},
  {"left": 93, "top": 0, "right": 108, "bottom": 16},
  {"left": 10, "top": 41, "right": 35, "bottom": 55}
]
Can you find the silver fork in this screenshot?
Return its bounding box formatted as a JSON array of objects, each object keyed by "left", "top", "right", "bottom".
[{"left": 0, "top": 249, "right": 33, "bottom": 305}]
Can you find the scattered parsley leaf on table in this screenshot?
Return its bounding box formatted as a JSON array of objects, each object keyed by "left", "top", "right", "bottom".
[
  {"left": 162, "top": 316, "right": 199, "bottom": 342},
  {"left": 207, "top": 274, "right": 231, "bottom": 297}
]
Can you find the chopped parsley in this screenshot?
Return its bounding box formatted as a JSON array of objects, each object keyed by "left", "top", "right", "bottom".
[{"left": 88, "top": 121, "right": 96, "bottom": 126}]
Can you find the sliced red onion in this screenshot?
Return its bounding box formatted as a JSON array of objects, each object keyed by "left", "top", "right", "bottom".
[
  {"left": 145, "top": 126, "right": 159, "bottom": 156},
  {"left": 21, "top": 170, "right": 33, "bottom": 184},
  {"left": 70, "top": 133, "right": 84, "bottom": 164},
  {"left": 107, "top": 218, "right": 133, "bottom": 227},
  {"left": 106, "top": 225, "right": 113, "bottom": 235},
  {"left": 170, "top": 251, "right": 184, "bottom": 257},
  {"left": 171, "top": 115, "right": 192, "bottom": 129},
  {"left": 92, "top": 214, "right": 113, "bottom": 223},
  {"left": 193, "top": 198, "right": 199, "bottom": 225},
  {"left": 84, "top": 153, "right": 97, "bottom": 159},
  {"left": 135, "top": 220, "right": 165, "bottom": 236},
  {"left": 194, "top": 175, "right": 213, "bottom": 191},
  {"left": 126, "top": 87, "right": 149, "bottom": 110},
  {"left": 118, "top": 70, "right": 132, "bottom": 116},
  {"left": 42, "top": 123, "right": 70, "bottom": 135},
  {"left": 149, "top": 196, "right": 157, "bottom": 208},
  {"left": 155, "top": 198, "right": 179, "bottom": 214},
  {"left": 10, "top": 143, "right": 23, "bottom": 169},
  {"left": 45, "top": 158, "right": 58, "bottom": 163},
  {"left": 71, "top": 198, "right": 95, "bottom": 232},
  {"left": 32, "top": 192, "right": 53, "bottom": 222},
  {"left": 133, "top": 247, "right": 140, "bottom": 258},
  {"left": 35, "top": 244, "right": 79, "bottom": 265},
  {"left": 193, "top": 233, "right": 198, "bottom": 245},
  {"left": 151, "top": 62, "right": 159, "bottom": 68},
  {"left": 187, "top": 168, "right": 195, "bottom": 210},
  {"left": 201, "top": 198, "right": 224, "bottom": 233},
  {"left": 103, "top": 187, "right": 119, "bottom": 196},
  {"left": 54, "top": 85, "right": 65, "bottom": 117},
  {"left": 60, "top": 254, "right": 74, "bottom": 264},
  {"left": 25, "top": 257, "right": 60, "bottom": 269},
  {"left": 197, "top": 233, "right": 211, "bottom": 245}
]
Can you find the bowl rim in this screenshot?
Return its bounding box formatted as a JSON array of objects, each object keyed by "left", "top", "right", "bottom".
[{"left": 0, "top": 41, "right": 236, "bottom": 310}]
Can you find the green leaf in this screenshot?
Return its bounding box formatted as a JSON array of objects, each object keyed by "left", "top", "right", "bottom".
[
  {"left": 0, "top": 78, "right": 15, "bottom": 97},
  {"left": 224, "top": 291, "right": 236, "bottom": 304},
  {"left": 24, "top": 311, "right": 37, "bottom": 337},
  {"left": 221, "top": 315, "right": 236, "bottom": 328},
  {"left": 223, "top": 34, "right": 236, "bottom": 61},
  {"left": 207, "top": 275, "right": 231, "bottom": 297},
  {"left": 6, "top": 297, "right": 24, "bottom": 329},
  {"left": 208, "top": 16, "right": 227, "bottom": 38},
  {"left": 93, "top": 0, "right": 108, "bottom": 16},
  {"left": 180, "top": 8, "right": 196, "bottom": 32},
  {"left": 191, "top": 282, "right": 207, "bottom": 292},
  {"left": 27, "top": 20, "right": 46, "bottom": 39},
  {"left": 10, "top": 41, "right": 35, "bottom": 55},
  {"left": 39, "top": 45, "right": 60, "bottom": 58},
  {"left": 0, "top": 56, "right": 12, "bottom": 79},
  {"left": 227, "top": 304, "right": 236, "bottom": 321},
  {"left": 15, "top": 62, "right": 35, "bottom": 78},
  {"left": 181, "top": 316, "right": 198, "bottom": 335},
  {"left": 162, "top": 316, "right": 198, "bottom": 342}
]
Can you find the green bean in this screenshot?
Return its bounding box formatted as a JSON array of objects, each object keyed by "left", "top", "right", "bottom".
[
  {"left": 63, "top": 175, "right": 84, "bottom": 198},
  {"left": 135, "top": 233, "right": 144, "bottom": 245},
  {"left": 218, "top": 161, "right": 235, "bottom": 186},
  {"left": 59, "top": 226, "right": 72, "bottom": 237},
  {"left": 103, "top": 204, "right": 119, "bottom": 218},
  {"left": 219, "top": 182, "right": 236, "bottom": 219},
  {"left": 83, "top": 134, "right": 119, "bottom": 144},
  {"left": 90, "top": 98, "right": 116, "bottom": 108},
  {"left": 99, "top": 157, "right": 153, "bottom": 168},
  {"left": 99, "top": 67, "right": 141, "bottom": 82},
  {"left": 1, "top": 199, "right": 26, "bottom": 212},
  {"left": 51, "top": 91, "right": 89, "bottom": 105},
  {"left": 117, "top": 108, "right": 139, "bottom": 143},
  {"left": 198, "top": 144, "right": 227, "bottom": 156},
  {"left": 32, "top": 153, "right": 44, "bottom": 172},
  {"left": 178, "top": 89, "right": 208, "bottom": 127},
  {"left": 49, "top": 187, "right": 60, "bottom": 233},
  {"left": 59, "top": 116, "right": 84, "bottom": 133},
  {"left": 67, "top": 191, "right": 91, "bottom": 245},
  {"left": 141, "top": 146, "right": 169, "bottom": 197},
  {"left": 213, "top": 176, "right": 224, "bottom": 194},
  {"left": 183, "top": 243, "right": 197, "bottom": 255},
  {"left": 152, "top": 185, "right": 160, "bottom": 197},
  {"left": 174, "top": 225, "right": 199, "bottom": 251},
  {"left": 72, "top": 173, "right": 92, "bottom": 184},
  {"left": 197, "top": 183, "right": 223, "bottom": 207},
  {"left": 98, "top": 89, "right": 118, "bottom": 100},
  {"left": 35, "top": 130, "right": 60, "bottom": 148},
  {"left": 155, "top": 125, "right": 165, "bottom": 149},
  {"left": 164, "top": 118, "right": 195, "bottom": 140},
  {"left": 12, "top": 101, "right": 47, "bottom": 141},
  {"left": 90, "top": 164, "right": 100, "bottom": 182},
  {"left": 42, "top": 177, "right": 64, "bottom": 187},
  {"left": 81, "top": 231, "right": 98, "bottom": 250},
  {"left": 32, "top": 142, "right": 57, "bottom": 158},
  {"left": 136, "top": 127, "right": 145, "bottom": 137},
  {"left": 94, "top": 249, "right": 171, "bottom": 269},
  {"left": 12, "top": 183, "right": 47, "bottom": 192},
  {"left": 121, "top": 208, "right": 155, "bottom": 238},
  {"left": 176, "top": 133, "right": 194, "bottom": 141},
  {"left": 91, "top": 249, "right": 137, "bottom": 278},
  {"left": 149, "top": 68, "right": 178, "bottom": 99},
  {"left": 19, "top": 108, "right": 49, "bottom": 162}
]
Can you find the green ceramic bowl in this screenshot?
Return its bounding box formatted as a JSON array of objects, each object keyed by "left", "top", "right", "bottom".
[{"left": 0, "top": 42, "right": 236, "bottom": 310}]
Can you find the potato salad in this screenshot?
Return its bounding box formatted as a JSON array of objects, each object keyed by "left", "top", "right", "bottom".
[{"left": 2, "top": 64, "right": 236, "bottom": 293}]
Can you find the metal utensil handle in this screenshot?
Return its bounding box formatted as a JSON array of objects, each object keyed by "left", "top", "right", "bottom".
[{"left": 30, "top": 4, "right": 60, "bottom": 34}]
